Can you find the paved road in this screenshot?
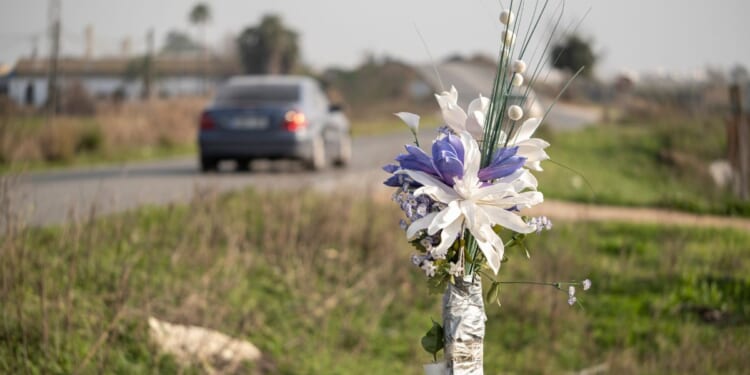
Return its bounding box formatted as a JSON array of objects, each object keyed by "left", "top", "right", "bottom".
[
  {"left": 9, "top": 128, "right": 750, "bottom": 231},
  {"left": 5, "top": 133, "right": 417, "bottom": 227}
]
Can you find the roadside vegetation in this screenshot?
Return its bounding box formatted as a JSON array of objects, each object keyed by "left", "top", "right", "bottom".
[
  {"left": 0, "top": 98, "right": 204, "bottom": 173},
  {"left": 0, "top": 95, "right": 429, "bottom": 173},
  {"left": 537, "top": 115, "right": 750, "bottom": 216},
  {"left": 1, "top": 187, "right": 748, "bottom": 374}
]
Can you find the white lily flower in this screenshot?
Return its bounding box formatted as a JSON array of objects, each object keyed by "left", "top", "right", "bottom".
[
  {"left": 434, "top": 86, "right": 490, "bottom": 139},
  {"left": 402, "top": 132, "right": 542, "bottom": 275},
  {"left": 394, "top": 112, "right": 420, "bottom": 134},
  {"left": 509, "top": 118, "right": 551, "bottom": 171}
]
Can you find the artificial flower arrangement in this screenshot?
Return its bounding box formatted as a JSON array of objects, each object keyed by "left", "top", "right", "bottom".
[{"left": 383, "top": 3, "right": 591, "bottom": 374}]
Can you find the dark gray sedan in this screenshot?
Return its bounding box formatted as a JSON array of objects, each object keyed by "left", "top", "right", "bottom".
[{"left": 198, "top": 75, "right": 351, "bottom": 171}]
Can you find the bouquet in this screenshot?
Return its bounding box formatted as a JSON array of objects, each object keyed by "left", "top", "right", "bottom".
[{"left": 383, "top": 3, "right": 591, "bottom": 374}]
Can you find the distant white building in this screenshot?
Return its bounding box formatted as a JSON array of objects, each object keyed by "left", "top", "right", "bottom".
[{"left": 5, "top": 56, "right": 241, "bottom": 108}]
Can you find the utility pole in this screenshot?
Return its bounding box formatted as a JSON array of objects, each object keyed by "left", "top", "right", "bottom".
[
  {"left": 84, "top": 24, "right": 94, "bottom": 59},
  {"left": 31, "top": 35, "right": 39, "bottom": 60},
  {"left": 729, "top": 84, "right": 750, "bottom": 200},
  {"left": 142, "top": 28, "right": 154, "bottom": 100},
  {"left": 46, "top": 0, "right": 61, "bottom": 117}
]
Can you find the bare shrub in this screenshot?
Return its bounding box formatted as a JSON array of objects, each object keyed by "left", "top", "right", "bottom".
[
  {"left": 38, "top": 120, "right": 79, "bottom": 162},
  {"left": 9, "top": 138, "right": 43, "bottom": 163},
  {"left": 60, "top": 80, "right": 96, "bottom": 116},
  {"left": 97, "top": 97, "right": 204, "bottom": 151},
  {"left": 0, "top": 97, "right": 206, "bottom": 167}
]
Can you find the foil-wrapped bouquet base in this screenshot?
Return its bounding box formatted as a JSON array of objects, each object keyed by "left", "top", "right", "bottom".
[{"left": 443, "top": 276, "right": 486, "bottom": 375}]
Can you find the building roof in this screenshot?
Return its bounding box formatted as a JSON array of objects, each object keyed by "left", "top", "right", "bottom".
[{"left": 13, "top": 56, "right": 242, "bottom": 78}]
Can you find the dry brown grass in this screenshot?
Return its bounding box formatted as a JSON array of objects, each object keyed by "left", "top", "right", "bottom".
[
  {"left": 97, "top": 98, "right": 205, "bottom": 150},
  {"left": 0, "top": 97, "right": 206, "bottom": 165}
]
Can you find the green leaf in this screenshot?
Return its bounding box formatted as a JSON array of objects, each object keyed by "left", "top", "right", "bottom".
[{"left": 421, "top": 320, "right": 444, "bottom": 360}]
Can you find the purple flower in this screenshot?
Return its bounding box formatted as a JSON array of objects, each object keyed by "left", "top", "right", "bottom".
[
  {"left": 392, "top": 132, "right": 466, "bottom": 186},
  {"left": 477, "top": 146, "right": 526, "bottom": 181},
  {"left": 384, "top": 130, "right": 526, "bottom": 189}
]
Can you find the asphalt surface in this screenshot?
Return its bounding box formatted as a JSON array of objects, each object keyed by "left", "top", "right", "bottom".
[
  {"left": 5, "top": 63, "right": 601, "bottom": 227},
  {"left": 6, "top": 133, "right": 408, "bottom": 227}
]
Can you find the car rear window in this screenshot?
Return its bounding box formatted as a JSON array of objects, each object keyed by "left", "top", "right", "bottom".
[{"left": 215, "top": 84, "right": 300, "bottom": 105}]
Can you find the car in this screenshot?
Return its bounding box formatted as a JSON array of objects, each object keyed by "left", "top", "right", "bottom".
[{"left": 198, "top": 75, "right": 351, "bottom": 172}]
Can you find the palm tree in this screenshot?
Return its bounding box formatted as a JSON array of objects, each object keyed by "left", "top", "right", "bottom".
[
  {"left": 189, "top": 3, "right": 211, "bottom": 93},
  {"left": 237, "top": 15, "right": 299, "bottom": 74}
]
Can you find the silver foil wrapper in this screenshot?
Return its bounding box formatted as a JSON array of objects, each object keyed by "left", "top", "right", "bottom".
[{"left": 443, "top": 275, "right": 486, "bottom": 375}]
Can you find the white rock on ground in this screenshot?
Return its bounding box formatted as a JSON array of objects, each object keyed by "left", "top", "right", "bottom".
[
  {"left": 148, "top": 317, "right": 261, "bottom": 370},
  {"left": 709, "top": 160, "right": 735, "bottom": 189}
]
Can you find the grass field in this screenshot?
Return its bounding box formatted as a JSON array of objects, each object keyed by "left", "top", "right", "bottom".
[
  {"left": 536, "top": 117, "right": 750, "bottom": 216},
  {"left": 1, "top": 188, "right": 748, "bottom": 374}
]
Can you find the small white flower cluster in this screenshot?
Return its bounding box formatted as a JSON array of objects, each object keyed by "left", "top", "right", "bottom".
[
  {"left": 567, "top": 286, "right": 576, "bottom": 306},
  {"left": 392, "top": 183, "right": 445, "bottom": 225},
  {"left": 395, "top": 184, "right": 451, "bottom": 276},
  {"left": 448, "top": 261, "right": 464, "bottom": 277},
  {"left": 411, "top": 254, "right": 437, "bottom": 277},
  {"left": 422, "top": 261, "right": 437, "bottom": 277},
  {"left": 412, "top": 255, "right": 461, "bottom": 278},
  {"left": 567, "top": 279, "right": 592, "bottom": 306},
  {"left": 528, "top": 216, "right": 553, "bottom": 234}
]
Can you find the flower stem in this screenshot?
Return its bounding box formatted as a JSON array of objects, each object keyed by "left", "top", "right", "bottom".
[{"left": 497, "top": 280, "right": 557, "bottom": 287}]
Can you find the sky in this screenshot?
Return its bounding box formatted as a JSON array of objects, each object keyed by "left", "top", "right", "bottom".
[{"left": 1, "top": 0, "right": 748, "bottom": 78}]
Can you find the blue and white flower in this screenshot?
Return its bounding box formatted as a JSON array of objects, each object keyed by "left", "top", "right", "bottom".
[{"left": 395, "top": 131, "right": 543, "bottom": 274}]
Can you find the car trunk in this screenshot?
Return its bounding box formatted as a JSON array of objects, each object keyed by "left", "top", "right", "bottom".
[{"left": 205, "top": 106, "right": 292, "bottom": 133}]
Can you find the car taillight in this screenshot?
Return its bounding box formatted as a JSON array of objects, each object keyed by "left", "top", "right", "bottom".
[
  {"left": 283, "top": 110, "right": 307, "bottom": 132},
  {"left": 200, "top": 112, "right": 216, "bottom": 130}
]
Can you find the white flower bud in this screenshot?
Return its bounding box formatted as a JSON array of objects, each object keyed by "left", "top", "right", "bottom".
[
  {"left": 508, "top": 105, "right": 523, "bottom": 121},
  {"left": 501, "top": 30, "right": 516, "bottom": 46},
  {"left": 499, "top": 10, "right": 515, "bottom": 25},
  {"left": 511, "top": 73, "right": 524, "bottom": 87},
  {"left": 582, "top": 279, "right": 592, "bottom": 291},
  {"left": 512, "top": 59, "right": 527, "bottom": 74}
]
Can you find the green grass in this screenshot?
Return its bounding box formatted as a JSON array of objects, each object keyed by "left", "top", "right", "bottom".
[
  {"left": 536, "top": 117, "right": 750, "bottom": 216},
  {"left": 1, "top": 188, "right": 748, "bottom": 374},
  {"left": 0, "top": 143, "right": 197, "bottom": 174}
]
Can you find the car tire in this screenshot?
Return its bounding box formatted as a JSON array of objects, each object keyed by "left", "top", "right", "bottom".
[
  {"left": 306, "top": 135, "right": 326, "bottom": 171},
  {"left": 236, "top": 158, "right": 251, "bottom": 172},
  {"left": 200, "top": 156, "right": 218, "bottom": 172},
  {"left": 333, "top": 133, "right": 352, "bottom": 167}
]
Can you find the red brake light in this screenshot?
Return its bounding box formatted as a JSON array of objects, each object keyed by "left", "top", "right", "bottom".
[
  {"left": 284, "top": 111, "right": 307, "bottom": 132},
  {"left": 200, "top": 112, "right": 216, "bottom": 130}
]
